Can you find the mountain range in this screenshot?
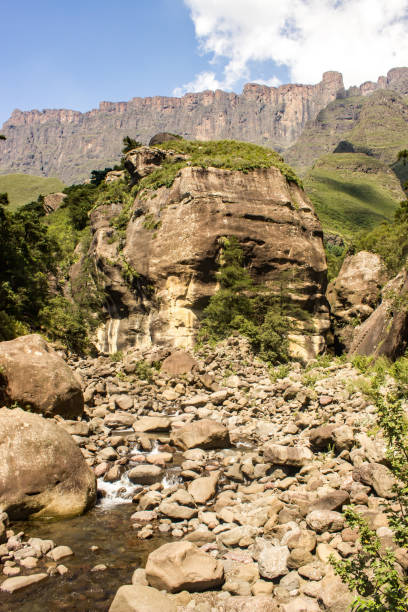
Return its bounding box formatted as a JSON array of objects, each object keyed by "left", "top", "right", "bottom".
[{"left": 1, "top": 68, "right": 408, "bottom": 185}]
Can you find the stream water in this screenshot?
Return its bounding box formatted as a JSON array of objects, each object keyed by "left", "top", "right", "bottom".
[{"left": 2, "top": 504, "right": 170, "bottom": 612}]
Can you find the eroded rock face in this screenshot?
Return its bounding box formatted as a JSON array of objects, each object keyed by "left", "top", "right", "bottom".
[
  {"left": 90, "top": 158, "right": 329, "bottom": 360},
  {"left": 0, "top": 407, "right": 96, "bottom": 519},
  {"left": 327, "top": 251, "right": 386, "bottom": 350},
  {"left": 1, "top": 72, "right": 344, "bottom": 183},
  {"left": 0, "top": 334, "right": 84, "bottom": 418},
  {"left": 349, "top": 270, "right": 408, "bottom": 360}
]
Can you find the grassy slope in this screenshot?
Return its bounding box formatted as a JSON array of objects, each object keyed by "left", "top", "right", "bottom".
[
  {"left": 286, "top": 90, "right": 408, "bottom": 176},
  {"left": 304, "top": 153, "right": 404, "bottom": 238},
  {"left": 0, "top": 174, "right": 65, "bottom": 210}
]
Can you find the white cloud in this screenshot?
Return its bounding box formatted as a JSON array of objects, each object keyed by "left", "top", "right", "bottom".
[{"left": 175, "top": 0, "right": 408, "bottom": 94}]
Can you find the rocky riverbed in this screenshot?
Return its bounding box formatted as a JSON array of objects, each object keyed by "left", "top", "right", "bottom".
[{"left": 1, "top": 336, "right": 405, "bottom": 611}]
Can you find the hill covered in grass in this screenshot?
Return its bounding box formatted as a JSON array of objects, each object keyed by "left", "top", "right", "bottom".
[
  {"left": 0, "top": 174, "right": 65, "bottom": 210},
  {"left": 286, "top": 90, "right": 408, "bottom": 176},
  {"left": 303, "top": 153, "right": 404, "bottom": 239}
]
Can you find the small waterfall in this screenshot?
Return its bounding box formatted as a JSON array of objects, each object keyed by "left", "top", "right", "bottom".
[
  {"left": 107, "top": 318, "right": 121, "bottom": 354},
  {"left": 97, "top": 473, "right": 138, "bottom": 507}
]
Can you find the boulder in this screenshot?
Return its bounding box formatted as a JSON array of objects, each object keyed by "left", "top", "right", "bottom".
[
  {"left": 43, "top": 192, "right": 66, "bottom": 214},
  {"left": 0, "top": 334, "right": 84, "bottom": 418},
  {"left": 128, "top": 465, "right": 163, "bottom": 485},
  {"left": 161, "top": 351, "right": 198, "bottom": 376},
  {"left": 1, "top": 573, "right": 48, "bottom": 593},
  {"left": 327, "top": 251, "right": 386, "bottom": 349},
  {"left": 145, "top": 541, "right": 224, "bottom": 592},
  {"left": 171, "top": 419, "right": 230, "bottom": 450},
  {"left": 133, "top": 416, "right": 170, "bottom": 432},
  {"left": 187, "top": 472, "right": 219, "bottom": 504},
  {"left": 109, "top": 584, "right": 176, "bottom": 612},
  {"left": 308, "top": 425, "right": 336, "bottom": 450},
  {"left": 149, "top": 133, "right": 182, "bottom": 147},
  {"left": 349, "top": 270, "right": 408, "bottom": 360},
  {"left": 306, "top": 510, "right": 345, "bottom": 533},
  {"left": 263, "top": 443, "right": 313, "bottom": 467},
  {"left": 353, "top": 462, "right": 396, "bottom": 499},
  {"left": 253, "top": 538, "right": 289, "bottom": 580},
  {"left": 0, "top": 407, "right": 96, "bottom": 519}
]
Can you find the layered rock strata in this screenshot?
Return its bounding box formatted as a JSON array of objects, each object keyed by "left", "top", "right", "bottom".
[
  {"left": 83, "top": 148, "right": 329, "bottom": 360},
  {"left": 0, "top": 72, "right": 344, "bottom": 183}
]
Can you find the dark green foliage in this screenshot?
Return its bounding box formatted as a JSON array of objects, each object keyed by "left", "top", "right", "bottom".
[
  {"left": 0, "top": 193, "right": 9, "bottom": 207},
  {"left": 0, "top": 135, "right": 6, "bottom": 140},
  {"left": 39, "top": 296, "right": 90, "bottom": 353},
  {"left": 397, "top": 149, "right": 408, "bottom": 166},
  {"left": 198, "top": 237, "right": 290, "bottom": 364},
  {"left": 90, "top": 167, "right": 113, "bottom": 186},
  {"left": 331, "top": 367, "right": 408, "bottom": 610},
  {"left": 0, "top": 196, "right": 59, "bottom": 341},
  {"left": 61, "top": 184, "right": 97, "bottom": 231},
  {"left": 325, "top": 242, "right": 348, "bottom": 281},
  {"left": 122, "top": 136, "right": 142, "bottom": 154}
]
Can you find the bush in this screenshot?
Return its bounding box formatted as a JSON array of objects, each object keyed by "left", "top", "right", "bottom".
[
  {"left": 198, "top": 236, "right": 290, "bottom": 364},
  {"left": 331, "top": 369, "right": 408, "bottom": 610},
  {"left": 39, "top": 296, "right": 91, "bottom": 353}
]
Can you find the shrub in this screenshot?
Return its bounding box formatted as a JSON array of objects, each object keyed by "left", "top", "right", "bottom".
[
  {"left": 198, "top": 236, "right": 290, "bottom": 364},
  {"left": 331, "top": 370, "right": 408, "bottom": 610}
]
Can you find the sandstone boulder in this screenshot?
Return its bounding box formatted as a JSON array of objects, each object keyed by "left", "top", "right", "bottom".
[
  {"left": 172, "top": 419, "right": 230, "bottom": 450},
  {"left": 253, "top": 538, "right": 289, "bottom": 579},
  {"left": 263, "top": 443, "right": 313, "bottom": 467},
  {"left": 145, "top": 541, "right": 224, "bottom": 592},
  {"left": 306, "top": 510, "right": 345, "bottom": 533},
  {"left": 0, "top": 407, "right": 96, "bottom": 519},
  {"left": 161, "top": 351, "right": 198, "bottom": 376},
  {"left": 43, "top": 192, "right": 66, "bottom": 214},
  {"left": 327, "top": 251, "right": 386, "bottom": 349},
  {"left": 133, "top": 416, "right": 170, "bottom": 432},
  {"left": 349, "top": 270, "right": 408, "bottom": 360},
  {"left": 128, "top": 465, "right": 163, "bottom": 485},
  {"left": 353, "top": 462, "right": 396, "bottom": 498},
  {"left": 187, "top": 472, "right": 219, "bottom": 504},
  {"left": 0, "top": 334, "right": 84, "bottom": 418},
  {"left": 109, "top": 584, "right": 176, "bottom": 612}
]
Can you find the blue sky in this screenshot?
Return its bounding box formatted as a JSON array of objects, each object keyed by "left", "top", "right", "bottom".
[
  {"left": 2, "top": 0, "right": 408, "bottom": 127},
  {"left": 0, "top": 0, "right": 205, "bottom": 125}
]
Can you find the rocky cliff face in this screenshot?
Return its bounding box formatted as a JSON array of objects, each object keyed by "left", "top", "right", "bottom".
[
  {"left": 0, "top": 72, "right": 344, "bottom": 183},
  {"left": 76, "top": 147, "right": 329, "bottom": 360}
]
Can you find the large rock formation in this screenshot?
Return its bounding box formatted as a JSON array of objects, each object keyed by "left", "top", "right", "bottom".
[
  {"left": 349, "top": 270, "right": 408, "bottom": 360},
  {"left": 0, "top": 407, "right": 96, "bottom": 519},
  {"left": 327, "top": 251, "right": 387, "bottom": 350},
  {"left": 0, "top": 72, "right": 344, "bottom": 183},
  {"left": 83, "top": 147, "right": 329, "bottom": 360},
  {"left": 0, "top": 334, "right": 84, "bottom": 418}
]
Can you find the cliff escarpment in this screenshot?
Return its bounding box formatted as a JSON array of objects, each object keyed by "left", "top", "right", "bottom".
[
  {"left": 73, "top": 143, "right": 329, "bottom": 360},
  {"left": 0, "top": 72, "right": 344, "bottom": 183}
]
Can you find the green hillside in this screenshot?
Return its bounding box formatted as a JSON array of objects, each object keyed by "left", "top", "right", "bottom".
[
  {"left": 287, "top": 90, "right": 408, "bottom": 175},
  {"left": 304, "top": 153, "right": 404, "bottom": 238},
  {"left": 0, "top": 174, "right": 65, "bottom": 210}
]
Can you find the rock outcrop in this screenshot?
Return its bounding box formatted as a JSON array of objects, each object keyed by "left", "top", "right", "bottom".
[
  {"left": 0, "top": 72, "right": 344, "bottom": 183},
  {"left": 0, "top": 407, "right": 96, "bottom": 519},
  {"left": 349, "top": 270, "right": 408, "bottom": 360},
  {"left": 86, "top": 148, "right": 329, "bottom": 360},
  {"left": 327, "top": 251, "right": 387, "bottom": 350},
  {"left": 0, "top": 334, "right": 84, "bottom": 418}
]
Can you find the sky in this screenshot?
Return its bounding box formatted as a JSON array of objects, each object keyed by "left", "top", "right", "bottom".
[{"left": 1, "top": 0, "right": 408, "bottom": 127}]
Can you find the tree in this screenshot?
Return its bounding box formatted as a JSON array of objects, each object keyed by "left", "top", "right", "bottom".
[
  {"left": 397, "top": 149, "right": 408, "bottom": 166},
  {"left": 0, "top": 135, "right": 6, "bottom": 140},
  {"left": 122, "top": 136, "right": 142, "bottom": 154}
]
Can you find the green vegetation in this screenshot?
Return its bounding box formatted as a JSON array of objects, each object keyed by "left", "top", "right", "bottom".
[
  {"left": 352, "top": 198, "right": 408, "bottom": 274},
  {"left": 198, "top": 236, "right": 292, "bottom": 364},
  {"left": 0, "top": 174, "right": 65, "bottom": 211},
  {"left": 122, "top": 136, "right": 142, "bottom": 154},
  {"left": 148, "top": 139, "right": 301, "bottom": 187},
  {"left": 304, "top": 154, "right": 401, "bottom": 239},
  {"left": 331, "top": 361, "right": 408, "bottom": 610},
  {"left": 0, "top": 135, "right": 6, "bottom": 140},
  {"left": 325, "top": 241, "right": 348, "bottom": 282}
]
